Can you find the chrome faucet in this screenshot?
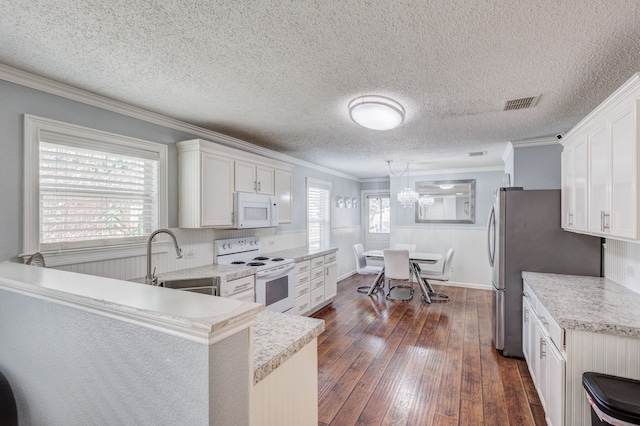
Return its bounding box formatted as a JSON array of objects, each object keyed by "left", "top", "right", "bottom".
[{"left": 146, "top": 228, "right": 183, "bottom": 285}]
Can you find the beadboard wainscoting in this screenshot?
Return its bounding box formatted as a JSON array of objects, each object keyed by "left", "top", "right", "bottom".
[
  {"left": 331, "top": 225, "right": 362, "bottom": 281},
  {"left": 565, "top": 329, "right": 640, "bottom": 426},
  {"left": 390, "top": 226, "right": 492, "bottom": 289},
  {"left": 54, "top": 228, "right": 308, "bottom": 281},
  {"left": 604, "top": 239, "right": 640, "bottom": 294}
]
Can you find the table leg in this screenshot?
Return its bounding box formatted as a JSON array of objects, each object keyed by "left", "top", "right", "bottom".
[{"left": 411, "top": 262, "right": 431, "bottom": 303}]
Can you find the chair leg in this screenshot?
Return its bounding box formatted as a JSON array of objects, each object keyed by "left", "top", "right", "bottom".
[{"left": 385, "top": 279, "right": 414, "bottom": 302}]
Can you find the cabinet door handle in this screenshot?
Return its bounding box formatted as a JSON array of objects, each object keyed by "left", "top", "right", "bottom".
[
  {"left": 524, "top": 307, "right": 529, "bottom": 323},
  {"left": 539, "top": 338, "right": 547, "bottom": 359},
  {"left": 603, "top": 212, "right": 610, "bottom": 230},
  {"left": 568, "top": 212, "right": 574, "bottom": 226}
]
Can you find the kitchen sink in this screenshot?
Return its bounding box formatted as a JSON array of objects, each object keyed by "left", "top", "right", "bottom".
[{"left": 158, "top": 277, "right": 219, "bottom": 296}]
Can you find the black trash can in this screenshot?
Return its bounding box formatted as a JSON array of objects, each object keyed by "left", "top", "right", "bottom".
[{"left": 583, "top": 372, "right": 640, "bottom": 425}]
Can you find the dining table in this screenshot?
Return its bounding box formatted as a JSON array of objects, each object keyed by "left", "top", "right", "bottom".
[{"left": 362, "top": 250, "right": 447, "bottom": 303}]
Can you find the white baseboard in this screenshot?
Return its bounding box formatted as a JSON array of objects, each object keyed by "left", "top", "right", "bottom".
[{"left": 340, "top": 271, "right": 491, "bottom": 291}]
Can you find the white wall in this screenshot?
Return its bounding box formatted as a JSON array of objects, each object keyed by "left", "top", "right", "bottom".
[{"left": 392, "top": 226, "right": 491, "bottom": 288}]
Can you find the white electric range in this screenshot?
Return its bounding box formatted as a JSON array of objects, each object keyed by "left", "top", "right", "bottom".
[{"left": 214, "top": 237, "right": 295, "bottom": 313}]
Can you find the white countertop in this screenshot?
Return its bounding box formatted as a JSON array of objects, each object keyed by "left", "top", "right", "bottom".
[
  {"left": 522, "top": 271, "right": 640, "bottom": 339},
  {"left": 0, "top": 262, "right": 263, "bottom": 344}
]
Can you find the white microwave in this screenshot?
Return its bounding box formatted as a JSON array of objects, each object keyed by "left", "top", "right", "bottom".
[{"left": 233, "top": 192, "right": 279, "bottom": 228}]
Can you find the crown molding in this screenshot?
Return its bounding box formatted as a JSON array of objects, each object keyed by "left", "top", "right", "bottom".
[
  {"left": 501, "top": 143, "right": 514, "bottom": 162},
  {"left": 511, "top": 136, "right": 559, "bottom": 148},
  {"left": 0, "top": 63, "right": 361, "bottom": 182}
]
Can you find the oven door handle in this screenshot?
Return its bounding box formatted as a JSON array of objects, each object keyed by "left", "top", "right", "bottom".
[{"left": 256, "top": 263, "right": 295, "bottom": 278}]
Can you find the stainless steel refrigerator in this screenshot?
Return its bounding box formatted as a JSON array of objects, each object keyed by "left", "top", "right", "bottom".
[{"left": 487, "top": 188, "right": 602, "bottom": 358}]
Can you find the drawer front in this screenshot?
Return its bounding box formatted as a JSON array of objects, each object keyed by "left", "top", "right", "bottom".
[
  {"left": 311, "top": 276, "right": 324, "bottom": 291},
  {"left": 311, "top": 267, "right": 325, "bottom": 280},
  {"left": 295, "top": 273, "right": 310, "bottom": 287},
  {"left": 295, "top": 294, "right": 311, "bottom": 315},
  {"left": 311, "top": 256, "right": 325, "bottom": 269},
  {"left": 295, "top": 260, "right": 310, "bottom": 275},
  {"left": 228, "top": 288, "right": 255, "bottom": 303},
  {"left": 310, "top": 287, "right": 325, "bottom": 309},
  {"left": 226, "top": 275, "right": 255, "bottom": 295},
  {"left": 295, "top": 281, "right": 311, "bottom": 298},
  {"left": 324, "top": 252, "right": 337, "bottom": 264}
]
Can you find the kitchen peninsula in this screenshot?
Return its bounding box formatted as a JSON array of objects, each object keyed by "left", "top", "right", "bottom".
[
  {"left": 522, "top": 272, "right": 640, "bottom": 426},
  {"left": 0, "top": 262, "right": 324, "bottom": 425}
]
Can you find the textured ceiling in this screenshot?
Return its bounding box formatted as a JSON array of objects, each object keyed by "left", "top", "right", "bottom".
[{"left": 2, "top": 0, "right": 640, "bottom": 178}]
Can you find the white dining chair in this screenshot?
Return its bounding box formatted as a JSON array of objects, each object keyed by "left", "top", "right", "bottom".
[
  {"left": 383, "top": 249, "right": 413, "bottom": 301},
  {"left": 419, "top": 248, "right": 454, "bottom": 302},
  {"left": 353, "top": 244, "right": 384, "bottom": 293}
]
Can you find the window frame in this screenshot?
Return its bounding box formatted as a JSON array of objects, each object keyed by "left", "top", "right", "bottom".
[
  {"left": 23, "top": 115, "right": 168, "bottom": 266},
  {"left": 306, "top": 178, "right": 332, "bottom": 250}
]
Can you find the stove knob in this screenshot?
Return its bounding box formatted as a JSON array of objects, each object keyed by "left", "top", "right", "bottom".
[
  {"left": 223, "top": 243, "right": 228, "bottom": 250},
  {"left": 228, "top": 243, "right": 233, "bottom": 249}
]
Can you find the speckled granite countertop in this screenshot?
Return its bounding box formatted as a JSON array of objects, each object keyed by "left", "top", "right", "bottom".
[
  {"left": 522, "top": 272, "right": 640, "bottom": 339},
  {"left": 263, "top": 246, "right": 338, "bottom": 262},
  {"left": 252, "top": 310, "right": 324, "bottom": 384}
]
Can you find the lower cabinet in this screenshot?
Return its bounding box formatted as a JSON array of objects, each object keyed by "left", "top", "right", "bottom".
[
  {"left": 523, "top": 284, "right": 565, "bottom": 426},
  {"left": 293, "top": 251, "right": 338, "bottom": 316}
]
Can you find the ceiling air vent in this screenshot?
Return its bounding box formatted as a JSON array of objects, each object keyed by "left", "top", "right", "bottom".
[
  {"left": 503, "top": 95, "right": 540, "bottom": 111},
  {"left": 468, "top": 151, "right": 487, "bottom": 157}
]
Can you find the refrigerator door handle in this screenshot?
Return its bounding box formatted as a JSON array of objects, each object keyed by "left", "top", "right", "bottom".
[{"left": 487, "top": 206, "right": 496, "bottom": 267}]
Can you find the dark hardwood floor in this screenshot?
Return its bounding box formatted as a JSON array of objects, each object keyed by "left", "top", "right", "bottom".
[{"left": 311, "top": 273, "right": 546, "bottom": 426}]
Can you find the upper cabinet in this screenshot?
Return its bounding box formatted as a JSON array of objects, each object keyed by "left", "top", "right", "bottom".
[
  {"left": 561, "top": 134, "right": 588, "bottom": 232},
  {"left": 561, "top": 73, "right": 640, "bottom": 241},
  {"left": 177, "top": 139, "right": 293, "bottom": 228},
  {"left": 235, "top": 161, "right": 275, "bottom": 195}
]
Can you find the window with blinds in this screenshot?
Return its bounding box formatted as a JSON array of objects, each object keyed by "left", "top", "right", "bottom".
[
  {"left": 307, "top": 179, "right": 331, "bottom": 250},
  {"left": 24, "top": 115, "right": 168, "bottom": 258},
  {"left": 39, "top": 142, "right": 158, "bottom": 249}
]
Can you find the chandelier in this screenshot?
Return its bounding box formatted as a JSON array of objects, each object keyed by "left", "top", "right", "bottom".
[
  {"left": 387, "top": 160, "right": 419, "bottom": 208},
  {"left": 419, "top": 195, "right": 434, "bottom": 207}
]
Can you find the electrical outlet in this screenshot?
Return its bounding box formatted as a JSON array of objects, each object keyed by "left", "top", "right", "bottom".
[
  {"left": 450, "top": 264, "right": 455, "bottom": 272},
  {"left": 268, "top": 239, "right": 275, "bottom": 246},
  {"left": 185, "top": 250, "right": 194, "bottom": 259}
]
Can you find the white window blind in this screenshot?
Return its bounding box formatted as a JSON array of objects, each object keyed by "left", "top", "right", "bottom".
[
  {"left": 39, "top": 142, "right": 158, "bottom": 250},
  {"left": 307, "top": 179, "right": 331, "bottom": 250}
]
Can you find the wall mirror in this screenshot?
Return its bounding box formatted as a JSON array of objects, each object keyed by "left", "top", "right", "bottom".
[{"left": 415, "top": 179, "right": 476, "bottom": 224}]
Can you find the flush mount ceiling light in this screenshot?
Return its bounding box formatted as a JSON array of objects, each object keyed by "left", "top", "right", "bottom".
[{"left": 349, "top": 95, "right": 405, "bottom": 130}]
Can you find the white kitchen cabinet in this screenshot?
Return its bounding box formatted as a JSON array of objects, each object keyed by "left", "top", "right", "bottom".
[
  {"left": 178, "top": 142, "right": 234, "bottom": 228},
  {"left": 561, "top": 136, "right": 588, "bottom": 231},
  {"left": 522, "top": 282, "right": 565, "bottom": 426},
  {"left": 561, "top": 74, "right": 640, "bottom": 241},
  {"left": 587, "top": 123, "right": 611, "bottom": 234},
  {"left": 274, "top": 169, "right": 292, "bottom": 223},
  {"left": 586, "top": 102, "right": 640, "bottom": 239},
  {"left": 235, "top": 160, "right": 275, "bottom": 195},
  {"left": 177, "top": 139, "right": 292, "bottom": 228},
  {"left": 294, "top": 260, "right": 311, "bottom": 315},
  {"left": 323, "top": 253, "right": 337, "bottom": 300}
]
